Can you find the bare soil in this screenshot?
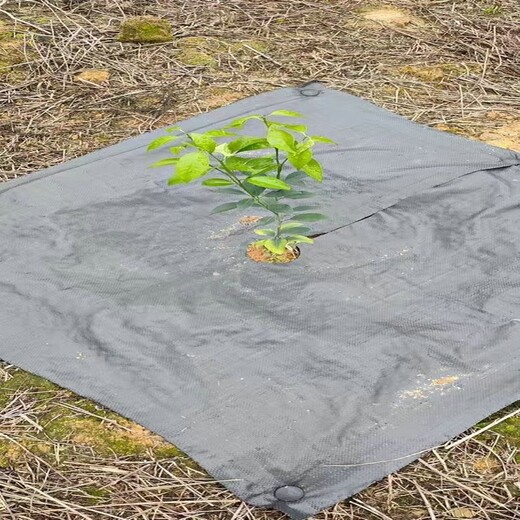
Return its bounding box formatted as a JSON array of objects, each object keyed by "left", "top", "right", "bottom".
[{"left": 246, "top": 243, "right": 300, "bottom": 263}]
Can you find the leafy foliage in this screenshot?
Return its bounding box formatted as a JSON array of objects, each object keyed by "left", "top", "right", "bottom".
[{"left": 147, "top": 111, "right": 335, "bottom": 256}]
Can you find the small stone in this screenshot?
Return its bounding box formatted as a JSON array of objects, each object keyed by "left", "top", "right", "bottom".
[
  {"left": 118, "top": 16, "right": 173, "bottom": 44},
  {"left": 362, "top": 7, "right": 412, "bottom": 25},
  {"left": 358, "top": 6, "right": 425, "bottom": 28},
  {"left": 75, "top": 69, "right": 110, "bottom": 85},
  {"left": 449, "top": 507, "right": 478, "bottom": 519}
]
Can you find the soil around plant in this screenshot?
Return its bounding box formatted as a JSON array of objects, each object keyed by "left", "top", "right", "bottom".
[{"left": 246, "top": 243, "right": 300, "bottom": 263}]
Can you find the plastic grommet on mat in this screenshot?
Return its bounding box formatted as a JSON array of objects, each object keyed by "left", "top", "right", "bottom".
[
  {"left": 299, "top": 88, "right": 320, "bottom": 97},
  {"left": 274, "top": 486, "right": 305, "bottom": 502}
]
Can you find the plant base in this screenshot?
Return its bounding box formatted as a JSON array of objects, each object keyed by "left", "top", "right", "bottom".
[{"left": 246, "top": 243, "right": 300, "bottom": 264}]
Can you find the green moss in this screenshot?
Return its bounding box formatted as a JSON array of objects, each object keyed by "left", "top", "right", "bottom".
[
  {"left": 476, "top": 403, "right": 520, "bottom": 461},
  {"left": 1, "top": 367, "right": 188, "bottom": 468},
  {"left": 93, "top": 133, "right": 113, "bottom": 145},
  {"left": 43, "top": 409, "right": 184, "bottom": 458},
  {"left": 489, "top": 416, "right": 520, "bottom": 446},
  {"left": 0, "top": 437, "right": 54, "bottom": 468},
  {"left": 399, "top": 62, "right": 480, "bottom": 83},
  {"left": 440, "top": 62, "right": 481, "bottom": 76},
  {"left": 0, "top": 25, "right": 32, "bottom": 83},
  {"left": 483, "top": 5, "right": 503, "bottom": 16},
  {"left": 81, "top": 485, "right": 110, "bottom": 504},
  {"left": 180, "top": 36, "right": 213, "bottom": 47},
  {"left": 177, "top": 36, "right": 268, "bottom": 67},
  {"left": 33, "top": 16, "right": 53, "bottom": 24},
  {"left": 505, "top": 481, "right": 520, "bottom": 497},
  {"left": 230, "top": 39, "right": 269, "bottom": 54},
  {"left": 0, "top": 440, "right": 12, "bottom": 468},
  {"left": 177, "top": 37, "right": 217, "bottom": 66},
  {"left": 154, "top": 444, "right": 185, "bottom": 459},
  {"left": 178, "top": 47, "right": 216, "bottom": 66},
  {"left": 0, "top": 369, "right": 58, "bottom": 407},
  {"left": 118, "top": 17, "right": 173, "bottom": 44},
  {"left": 83, "top": 486, "right": 109, "bottom": 498}
]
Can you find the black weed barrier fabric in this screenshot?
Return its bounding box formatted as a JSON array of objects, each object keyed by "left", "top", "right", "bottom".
[{"left": 1, "top": 83, "right": 520, "bottom": 518}]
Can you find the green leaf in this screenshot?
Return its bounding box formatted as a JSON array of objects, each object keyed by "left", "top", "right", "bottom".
[
  {"left": 263, "top": 189, "right": 285, "bottom": 198},
  {"left": 202, "top": 178, "right": 233, "bottom": 187},
  {"left": 225, "top": 156, "right": 276, "bottom": 174},
  {"left": 284, "top": 179, "right": 306, "bottom": 188},
  {"left": 246, "top": 185, "right": 266, "bottom": 196},
  {"left": 165, "top": 126, "right": 181, "bottom": 133},
  {"left": 147, "top": 135, "right": 179, "bottom": 152},
  {"left": 254, "top": 228, "right": 276, "bottom": 237},
  {"left": 284, "top": 234, "right": 314, "bottom": 244},
  {"left": 219, "top": 187, "right": 243, "bottom": 195},
  {"left": 170, "top": 151, "right": 211, "bottom": 184},
  {"left": 301, "top": 158, "right": 323, "bottom": 182},
  {"left": 309, "top": 135, "right": 336, "bottom": 144},
  {"left": 247, "top": 176, "right": 291, "bottom": 191},
  {"left": 226, "top": 115, "right": 262, "bottom": 128},
  {"left": 290, "top": 212, "right": 327, "bottom": 222},
  {"left": 262, "top": 201, "right": 292, "bottom": 214},
  {"left": 241, "top": 139, "right": 271, "bottom": 152},
  {"left": 280, "top": 221, "right": 309, "bottom": 231},
  {"left": 284, "top": 191, "right": 314, "bottom": 199},
  {"left": 263, "top": 239, "right": 289, "bottom": 254},
  {"left": 150, "top": 158, "right": 179, "bottom": 168},
  {"left": 250, "top": 166, "right": 280, "bottom": 177},
  {"left": 276, "top": 123, "right": 307, "bottom": 133},
  {"left": 257, "top": 216, "right": 275, "bottom": 225},
  {"left": 167, "top": 174, "right": 180, "bottom": 186},
  {"left": 280, "top": 226, "right": 311, "bottom": 235},
  {"left": 266, "top": 126, "right": 296, "bottom": 153},
  {"left": 188, "top": 132, "right": 216, "bottom": 153},
  {"left": 288, "top": 148, "right": 313, "bottom": 170},
  {"left": 269, "top": 110, "right": 303, "bottom": 118},
  {"left": 215, "top": 143, "right": 232, "bottom": 156},
  {"left": 293, "top": 205, "right": 318, "bottom": 211},
  {"left": 296, "top": 138, "right": 315, "bottom": 153},
  {"left": 169, "top": 145, "right": 188, "bottom": 154},
  {"left": 205, "top": 129, "right": 236, "bottom": 137},
  {"left": 285, "top": 171, "right": 308, "bottom": 182},
  {"left": 227, "top": 137, "right": 270, "bottom": 154},
  {"left": 211, "top": 202, "right": 239, "bottom": 214},
  {"left": 237, "top": 198, "right": 255, "bottom": 209},
  {"left": 266, "top": 120, "right": 307, "bottom": 133}
]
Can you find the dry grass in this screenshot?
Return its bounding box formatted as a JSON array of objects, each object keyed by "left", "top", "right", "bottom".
[
  {"left": 1, "top": 0, "right": 520, "bottom": 518},
  {"left": 1, "top": 364, "right": 518, "bottom": 519}
]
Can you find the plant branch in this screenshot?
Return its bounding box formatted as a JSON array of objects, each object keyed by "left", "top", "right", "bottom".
[{"left": 210, "top": 154, "right": 275, "bottom": 216}]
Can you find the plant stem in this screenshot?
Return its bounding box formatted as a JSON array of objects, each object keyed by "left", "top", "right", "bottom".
[
  {"left": 210, "top": 144, "right": 287, "bottom": 248},
  {"left": 274, "top": 213, "right": 283, "bottom": 239},
  {"left": 210, "top": 154, "right": 281, "bottom": 227}
]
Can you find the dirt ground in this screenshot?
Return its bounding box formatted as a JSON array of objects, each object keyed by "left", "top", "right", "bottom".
[{"left": 0, "top": 0, "right": 519, "bottom": 519}]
